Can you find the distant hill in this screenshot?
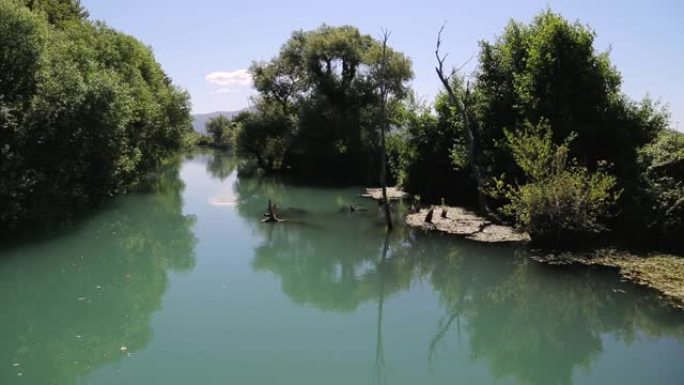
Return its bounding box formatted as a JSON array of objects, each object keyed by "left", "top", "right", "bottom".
[{"left": 192, "top": 110, "right": 245, "bottom": 133}]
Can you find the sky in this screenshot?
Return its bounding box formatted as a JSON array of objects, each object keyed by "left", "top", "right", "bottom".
[{"left": 81, "top": 0, "right": 683, "bottom": 129}]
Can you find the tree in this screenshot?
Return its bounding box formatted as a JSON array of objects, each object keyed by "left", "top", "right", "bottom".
[
  {"left": 435, "top": 25, "right": 499, "bottom": 220},
  {"left": 244, "top": 25, "right": 413, "bottom": 181},
  {"left": 233, "top": 99, "right": 294, "bottom": 171},
  {"left": 205, "top": 115, "right": 234, "bottom": 149},
  {"left": 21, "top": 0, "right": 88, "bottom": 25},
  {"left": 0, "top": 0, "right": 191, "bottom": 227},
  {"left": 377, "top": 30, "right": 393, "bottom": 230},
  {"left": 636, "top": 129, "right": 684, "bottom": 245},
  {"left": 472, "top": 10, "right": 665, "bottom": 202}
]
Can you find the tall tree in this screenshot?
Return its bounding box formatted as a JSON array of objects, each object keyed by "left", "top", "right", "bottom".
[
  {"left": 378, "top": 30, "right": 393, "bottom": 230},
  {"left": 242, "top": 25, "right": 413, "bottom": 179},
  {"left": 435, "top": 25, "right": 499, "bottom": 220}
]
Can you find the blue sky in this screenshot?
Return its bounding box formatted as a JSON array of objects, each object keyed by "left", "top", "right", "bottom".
[{"left": 82, "top": 0, "right": 682, "bottom": 129}]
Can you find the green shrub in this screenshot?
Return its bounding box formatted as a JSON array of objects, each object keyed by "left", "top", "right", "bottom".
[
  {"left": 493, "top": 121, "right": 620, "bottom": 242},
  {"left": 635, "top": 129, "right": 684, "bottom": 243}
]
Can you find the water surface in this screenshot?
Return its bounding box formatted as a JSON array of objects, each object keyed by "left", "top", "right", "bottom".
[{"left": 1, "top": 151, "right": 683, "bottom": 385}]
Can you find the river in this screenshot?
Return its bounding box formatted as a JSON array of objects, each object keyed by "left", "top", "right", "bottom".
[{"left": 1, "top": 150, "right": 683, "bottom": 385}]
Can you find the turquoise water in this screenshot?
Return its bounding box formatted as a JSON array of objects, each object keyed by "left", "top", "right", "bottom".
[{"left": 1, "top": 150, "right": 683, "bottom": 385}]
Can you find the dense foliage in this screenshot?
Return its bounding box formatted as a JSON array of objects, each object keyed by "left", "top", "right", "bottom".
[
  {"left": 462, "top": 11, "right": 668, "bottom": 242},
  {"left": 0, "top": 0, "right": 191, "bottom": 226},
  {"left": 492, "top": 121, "right": 619, "bottom": 242},
  {"left": 204, "top": 115, "right": 235, "bottom": 149},
  {"left": 387, "top": 92, "right": 476, "bottom": 204},
  {"left": 635, "top": 129, "right": 684, "bottom": 245},
  {"left": 385, "top": 10, "right": 675, "bottom": 246},
  {"left": 235, "top": 25, "right": 413, "bottom": 182},
  {"left": 227, "top": 12, "right": 678, "bottom": 246}
]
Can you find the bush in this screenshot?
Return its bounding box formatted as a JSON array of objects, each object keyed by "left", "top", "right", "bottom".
[
  {"left": 493, "top": 122, "right": 619, "bottom": 243},
  {"left": 635, "top": 129, "right": 684, "bottom": 245}
]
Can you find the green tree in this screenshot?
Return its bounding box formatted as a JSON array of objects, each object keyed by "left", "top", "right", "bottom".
[
  {"left": 205, "top": 115, "right": 234, "bottom": 149},
  {"left": 233, "top": 99, "right": 294, "bottom": 170},
  {"left": 473, "top": 10, "right": 665, "bottom": 196},
  {"left": 388, "top": 91, "right": 476, "bottom": 205},
  {"left": 244, "top": 25, "right": 413, "bottom": 180},
  {"left": 21, "top": 0, "right": 88, "bottom": 25},
  {"left": 0, "top": 0, "right": 191, "bottom": 227},
  {"left": 636, "top": 129, "right": 684, "bottom": 245}
]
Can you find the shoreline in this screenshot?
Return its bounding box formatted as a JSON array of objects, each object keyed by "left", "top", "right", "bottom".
[
  {"left": 532, "top": 249, "right": 684, "bottom": 310},
  {"left": 361, "top": 187, "right": 684, "bottom": 309},
  {"left": 405, "top": 206, "right": 530, "bottom": 243}
]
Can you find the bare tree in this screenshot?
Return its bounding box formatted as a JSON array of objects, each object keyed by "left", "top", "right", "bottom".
[
  {"left": 435, "top": 24, "right": 499, "bottom": 221},
  {"left": 379, "top": 30, "right": 393, "bottom": 230}
]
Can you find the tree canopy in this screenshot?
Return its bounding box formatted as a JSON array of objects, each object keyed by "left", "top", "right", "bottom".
[
  {"left": 385, "top": 9, "right": 674, "bottom": 245},
  {"left": 0, "top": 0, "right": 191, "bottom": 227},
  {"left": 237, "top": 24, "right": 413, "bottom": 181}
]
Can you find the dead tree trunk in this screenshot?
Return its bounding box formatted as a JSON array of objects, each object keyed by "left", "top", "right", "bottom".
[
  {"left": 425, "top": 208, "right": 434, "bottom": 223},
  {"left": 379, "top": 30, "right": 393, "bottom": 230},
  {"left": 435, "top": 25, "right": 500, "bottom": 222},
  {"left": 262, "top": 199, "right": 281, "bottom": 223}
]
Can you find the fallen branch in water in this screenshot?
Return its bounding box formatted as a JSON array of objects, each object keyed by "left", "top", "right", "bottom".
[{"left": 262, "top": 199, "right": 283, "bottom": 223}]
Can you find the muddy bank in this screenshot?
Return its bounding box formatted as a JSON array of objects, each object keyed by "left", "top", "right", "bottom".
[
  {"left": 406, "top": 206, "right": 530, "bottom": 243},
  {"left": 534, "top": 249, "right": 684, "bottom": 309},
  {"left": 359, "top": 187, "right": 410, "bottom": 201}
]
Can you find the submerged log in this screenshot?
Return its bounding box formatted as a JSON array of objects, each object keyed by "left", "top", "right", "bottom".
[
  {"left": 262, "top": 199, "right": 282, "bottom": 223},
  {"left": 340, "top": 203, "right": 368, "bottom": 213}
]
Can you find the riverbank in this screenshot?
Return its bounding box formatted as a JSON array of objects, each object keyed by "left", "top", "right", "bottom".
[
  {"left": 406, "top": 206, "right": 530, "bottom": 243},
  {"left": 533, "top": 249, "right": 684, "bottom": 309},
  {"left": 360, "top": 187, "right": 683, "bottom": 308},
  {"left": 359, "top": 187, "right": 409, "bottom": 200}
]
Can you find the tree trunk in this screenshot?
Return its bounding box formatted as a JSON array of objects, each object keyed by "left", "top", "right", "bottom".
[
  {"left": 434, "top": 26, "right": 500, "bottom": 222},
  {"left": 379, "top": 31, "right": 393, "bottom": 230}
]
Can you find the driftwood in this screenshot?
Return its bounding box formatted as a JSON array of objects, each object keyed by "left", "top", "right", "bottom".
[
  {"left": 340, "top": 203, "right": 368, "bottom": 213},
  {"left": 262, "top": 199, "right": 282, "bottom": 223},
  {"left": 424, "top": 208, "right": 435, "bottom": 223}
]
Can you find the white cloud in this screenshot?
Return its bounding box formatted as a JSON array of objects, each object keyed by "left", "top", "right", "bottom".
[{"left": 205, "top": 69, "right": 252, "bottom": 87}]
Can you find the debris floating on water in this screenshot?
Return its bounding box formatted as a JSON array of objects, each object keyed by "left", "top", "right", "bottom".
[{"left": 209, "top": 197, "right": 239, "bottom": 207}]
